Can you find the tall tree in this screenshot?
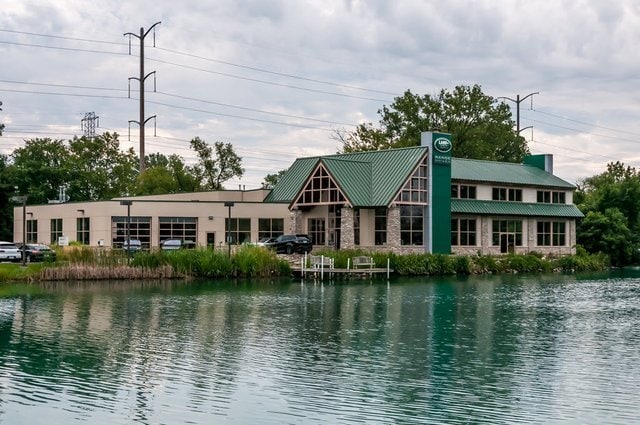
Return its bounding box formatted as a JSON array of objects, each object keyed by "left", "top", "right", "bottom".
[
  {"left": 575, "top": 161, "right": 640, "bottom": 265},
  {"left": 136, "top": 153, "right": 201, "bottom": 195},
  {"left": 190, "top": 137, "right": 244, "bottom": 190},
  {"left": 262, "top": 169, "right": 288, "bottom": 189},
  {"left": 67, "top": 132, "right": 138, "bottom": 201},
  {"left": 335, "top": 85, "right": 529, "bottom": 162},
  {"left": 0, "top": 154, "right": 15, "bottom": 241},
  {"left": 578, "top": 209, "right": 634, "bottom": 267},
  {"left": 10, "top": 138, "right": 70, "bottom": 204}
]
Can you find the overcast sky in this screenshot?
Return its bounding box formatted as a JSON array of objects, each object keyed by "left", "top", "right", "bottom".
[{"left": 2, "top": 0, "right": 640, "bottom": 189}]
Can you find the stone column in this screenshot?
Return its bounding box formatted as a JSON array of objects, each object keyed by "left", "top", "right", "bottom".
[
  {"left": 340, "top": 207, "right": 355, "bottom": 249},
  {"left": 290, "top": 209, "right": 303, "bottom": 234},
  {"left": 387, "top": 206, "right": 401, "bottom": 249}
]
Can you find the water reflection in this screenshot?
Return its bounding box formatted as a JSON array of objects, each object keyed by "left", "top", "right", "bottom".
[{"left": 1, "top": 272, "right": 639, "bottom": 424}]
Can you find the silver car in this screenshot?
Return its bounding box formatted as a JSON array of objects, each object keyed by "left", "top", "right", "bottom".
[{"left": 0, "top": 241, "right": 22, "bottom": 262}]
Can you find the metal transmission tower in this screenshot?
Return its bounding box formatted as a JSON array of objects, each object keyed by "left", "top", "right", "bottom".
[
  {"left": 81, "top": 112, "right": 99, "bottom": 138},
  {"left": 125, "top": 21, "right": 161, "bottom": 173},
  {"left": 498, "top": 92, "right": 539, "bottom": 135}
]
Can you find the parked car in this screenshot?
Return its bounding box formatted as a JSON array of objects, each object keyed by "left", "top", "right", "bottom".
[
  {"left": 122, "top": 239, "right": 142, "bottom": 253},
  {"left": 15, "top": 243, "right": 57, "bottom": 262},
  {"left": 267, "top": 234, "right": 313, "bottom": 254},
  {"left": 161, "top": 239, "right": 196, "bottom": 250},
  {"left": 0, "top": 241, "right": 21, "bottom": 262}
]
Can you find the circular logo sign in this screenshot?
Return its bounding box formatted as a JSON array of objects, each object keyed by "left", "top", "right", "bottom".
[{"left": 434, "top": 137, "right": 452, "bottom": 153}]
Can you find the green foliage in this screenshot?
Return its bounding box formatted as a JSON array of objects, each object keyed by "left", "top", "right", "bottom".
[
  {"left": 453, "top": 255, "right": 472, "bottom": 275},
  {"left": 9, "top": 138, "right": 70, "bottom": 204},
  {"left": 578, "top": 209, "right": 634, "bottom": 267},
  {"left": 67, "top": 133, "right": 139, "bottom": 201},
  {"left": 552, "top": 250, "right": 608, "bottom": 272},
  {"left": 190, "top": 137, "right": 244, "bottom": 190},
  {"left": 0, "top": 264, "right": 43, "bottom": 283},
  {"left": 335, "top": 85, "right": 529, "bottom": 163},
  {"left": 136, "top": 153, "right": 202, "bottom": 195},
  {"left": 576, "top": 161, "right": 640, "bottom": 265},
  {"left": 129, "top": 246, "right": 289, "bottom": 278},
  {"left": 262, "top": 169, "right": 288, "bottom": 189},
  {"left": 472, "top": 254, "right": 502, "bottom": 274}
]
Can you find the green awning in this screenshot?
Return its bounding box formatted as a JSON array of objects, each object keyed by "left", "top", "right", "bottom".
[{"left": 451, "top": 199, "right": 584, "bottom": 218}]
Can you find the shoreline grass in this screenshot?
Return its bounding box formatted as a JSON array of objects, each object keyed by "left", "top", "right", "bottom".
[{"left": 0, "top": 245, "right": 608, "bottom": 283}]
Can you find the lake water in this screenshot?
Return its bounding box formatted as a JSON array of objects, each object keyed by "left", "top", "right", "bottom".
[{"left": 1, "top": 270, "right": 640, "bottom": 424}]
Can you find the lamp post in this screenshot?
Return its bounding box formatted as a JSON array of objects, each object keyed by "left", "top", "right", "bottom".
[
  {"left": 120, "top": 200, "right": 133, "bottom": 262},
  {"left": 224, "top": 201, "right": 235, "bottom": 258},
  {"left": 11, "top": 195, "right": 28, "bottom": 266}
]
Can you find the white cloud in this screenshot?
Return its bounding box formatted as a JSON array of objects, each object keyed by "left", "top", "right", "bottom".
[{"left": 1, "top": 0, "right": 640, "bottom": 189}]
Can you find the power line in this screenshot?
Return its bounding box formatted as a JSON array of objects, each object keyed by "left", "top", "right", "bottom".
[
  {"left": 147, "top": 56, "right": 391, "bottom": 103},
  {"left": 146, "top": 99, "right": 337, "bottom": 131},
  {"left": 524, "top": 117, "right": 640, "bottom": 145},
  {"left": 0, "top": 28, "right": 126, "bottom": 45},
  {"left": 530, "top": 109, "right": 640, "bottom": 138},
  {"left": 155, "top": 91, "right": 355, "bottom": 127},
  {"left": 155, "top": 46, "right": 398, "bottom": 96},
  {"left": 0, "top": 79, "right": 126, "bottom": 92},
  {"left": 0, "top": 40, "right": 126, "bottom": 55},
  {"left": 1, "top": 28, "right": 398, "bottom": 96},
  {"left": 0, "top": 87, "right": 127, "bottom": 100}
]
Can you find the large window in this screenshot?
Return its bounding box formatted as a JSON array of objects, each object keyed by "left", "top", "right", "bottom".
[
  {"left": 375, "top": 208, "right": 387, "bottom": 246},
  {"left": 537, "top": 221, "right": 566, "bottom": 246},
  {"left": 111, "top": 216, "right": 152, "bottom": 248},
  {"left": 492, "top": 187, "right": 522, "bottom": 202},
  {"left": 328, "top": 205, "right": 341, "bottom": 246},
  {"left": 451, "top": 184, "right": 477, "bottom": 199},
  {"left": 400, "top": 206, "right": 424, "bottom": 245},
  {"left": 160, "top": 217, "right": 197, "bottom": 244},
  {"left": 492, "top": 220, "right": 523, "bottom": 252},
  {"left": 395, "top": 157, "right": 428, "bottom": 204},
  {"left": 308, "top": 218, "right": 326, "bottom": 246},
  {"left": 77, "top": 218, "right": 90, "bottom": 245},
  {"left": 258, "top": 218, "right": 284, "bottom": 240},
  {"left": 294, "top": 165, "right": 346, "bottom": 206},
  {"left": 537, "top": 190, "right": 566, "bottom": 204},
  {"left": 50, "top": 218, "right": 62, "bottom": 244},
  {"left": 225, "top": 218, "right": 250, "bottom": 244},
  {"left": 451, "top": 218, "right": 477, "bottom": 246},
  {"left": 26, "top": 220, "right": 38, "bottom": 243}
]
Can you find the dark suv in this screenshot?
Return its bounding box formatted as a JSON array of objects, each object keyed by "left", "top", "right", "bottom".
[{"left": 267, "top": 234, "right": 313, "bottom": 254}]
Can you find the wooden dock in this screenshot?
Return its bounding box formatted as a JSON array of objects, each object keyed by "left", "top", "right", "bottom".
[
  {"left": 286, "top": 254, "right": 393, "bottom": 280},
  {"left": 292, "top": 266, "right": 392, "bottom": 280}
]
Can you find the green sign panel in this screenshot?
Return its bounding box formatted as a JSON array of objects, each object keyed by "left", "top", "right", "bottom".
[{"left": 421, "top": 131, "right": 452, "bottom": 254}]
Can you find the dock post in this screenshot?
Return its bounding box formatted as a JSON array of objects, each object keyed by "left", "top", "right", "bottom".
[
  {"left": 321, "top": 255, "right": 324, "bottom": 281},
  {"left": 387, "top": 258, "right": 390, "bottom": 279}
]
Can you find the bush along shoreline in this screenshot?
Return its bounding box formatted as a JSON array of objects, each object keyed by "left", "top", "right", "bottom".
[{"left": 0, "top": 245, "right": 609, "bottom": 283}]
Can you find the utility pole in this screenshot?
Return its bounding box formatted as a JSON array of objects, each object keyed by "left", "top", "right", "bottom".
[
  {"left": 125, "top": 22, "right": 161, "bottom": 173},
  {"left": 498, "top": 92, "right": 539, "bottom": 134},
  {"left": 81, "top": 112, "right": 99, "bottom": 138}
]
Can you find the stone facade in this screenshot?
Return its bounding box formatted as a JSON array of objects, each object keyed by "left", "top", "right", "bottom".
[
  {"left": 339, "top": 207, "right": 355, "bottom": 249},
  {"left": 289, "top": 209, "right": 303, "bottom": 234}
]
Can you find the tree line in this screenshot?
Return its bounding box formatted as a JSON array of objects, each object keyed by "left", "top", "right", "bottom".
[
  {"left": 0, "top": 133, "right": 243, "bottom": 240},
  {"left": 1, "top": 84, "right": 638, "bottom": 265}
]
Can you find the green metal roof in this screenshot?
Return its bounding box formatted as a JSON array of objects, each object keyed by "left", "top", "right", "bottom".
[
  {"left": 264, "top": 157, "right": 317, "bottom": 203},
  {"left": 451, "top": 199, "right": 584, "bottom": 218},
  {"left": 265, "top": 146, "right": 428, "bottom": 206},
  {"left": 452, "top": 158, "right": 575, "bottom": 189}
]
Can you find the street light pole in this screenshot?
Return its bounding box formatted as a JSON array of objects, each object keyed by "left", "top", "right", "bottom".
[
  {"left": 498, "top": 92, "right": 539, "bottom": 134},
  {"left": 11, "top": 195, "right": 28, "bottom": 266},
  {"left": 224, "top": 202, "right": 235, "bottom": 258},
  {"left": 120, "top": 200, "right": 133, "bottom": 262}
]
